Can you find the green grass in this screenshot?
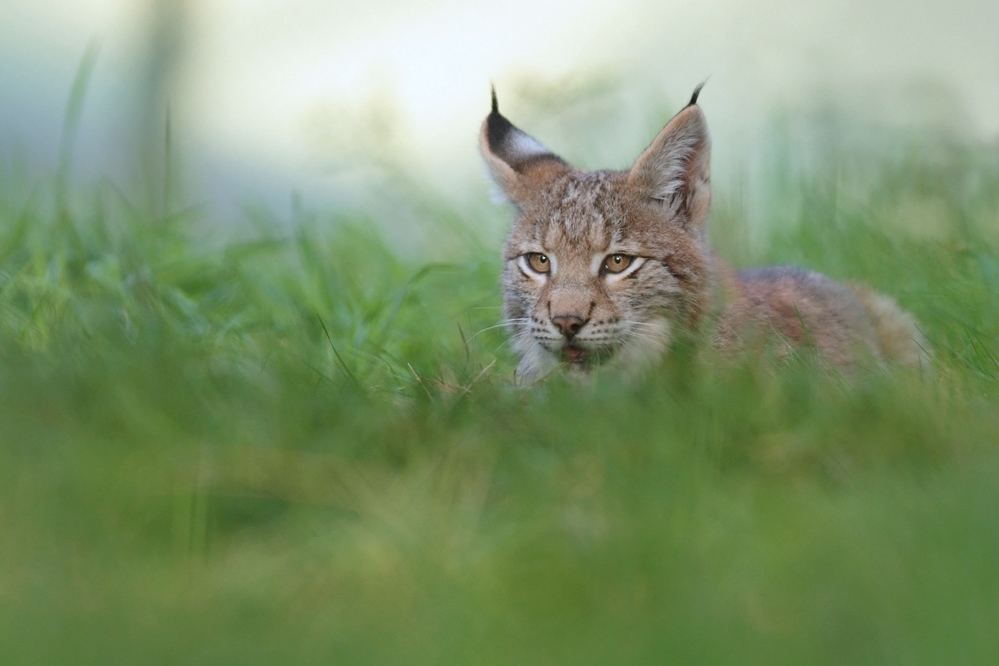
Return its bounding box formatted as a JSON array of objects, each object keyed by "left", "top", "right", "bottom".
[{"left": 1, "top": 118, "right": 998, "bottom": 665}]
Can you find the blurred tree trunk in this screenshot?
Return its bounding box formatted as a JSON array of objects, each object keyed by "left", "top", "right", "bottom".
[{"left": 137, "top": 0, "right": 188, "bottom": 221}]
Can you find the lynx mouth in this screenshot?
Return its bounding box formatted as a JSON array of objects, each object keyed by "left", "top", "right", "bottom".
[
  {"left": 562, "top": 345, "right": 587, "bottom": 364},
  {"left": 560, "top": 344, "right": 616, "bottom": 368}
]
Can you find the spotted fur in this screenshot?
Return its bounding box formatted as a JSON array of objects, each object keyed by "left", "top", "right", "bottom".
[{"left": 481, "top": 88, "right": 931, "bottom": 381}]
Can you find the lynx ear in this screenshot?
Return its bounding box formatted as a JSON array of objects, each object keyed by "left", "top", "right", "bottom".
[
  {"left": 627, "top": 86, "right": 711, "bottom": 231},
  {"left": 480, "top": 88, "right": 569, "bottom": 204}
]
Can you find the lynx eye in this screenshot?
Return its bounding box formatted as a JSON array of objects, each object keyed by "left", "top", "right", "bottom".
[
  {"left": 526, "top": 253, "right": 551, "bottom": 274},
  {"left": 603, "top": 253, "right": 634, "bottom": 274}
]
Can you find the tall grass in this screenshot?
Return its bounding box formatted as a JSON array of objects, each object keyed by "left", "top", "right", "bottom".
[{"left": 1, "top": 109, "right": 998, "bottom": 664}]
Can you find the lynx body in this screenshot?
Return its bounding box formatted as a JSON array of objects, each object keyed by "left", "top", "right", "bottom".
[{"left": 480, "top": 87, "right": 929, "bottom": 381}]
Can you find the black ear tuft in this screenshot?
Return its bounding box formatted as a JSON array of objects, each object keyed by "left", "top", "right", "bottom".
[
  {"left": 491, "top": 85, "right": 499, "bottom": 114},
  {"left": 486, "top": 92, "right": 516, "bottom": 154},
  {"left": 687, "top": 81, "right": 707, "bottom": 107}
]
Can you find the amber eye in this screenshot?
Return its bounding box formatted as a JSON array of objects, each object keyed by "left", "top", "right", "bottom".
[
  {"left": 526, "top": 253, "right": 551, "bottom": 274},
  {"left": 603, "top": 253, "right": 634, "bottom": 274}
]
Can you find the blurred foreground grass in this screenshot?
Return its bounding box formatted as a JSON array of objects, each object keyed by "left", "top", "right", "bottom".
[{"left": 1, "top": 120, "right": 999, "bottom": 665}]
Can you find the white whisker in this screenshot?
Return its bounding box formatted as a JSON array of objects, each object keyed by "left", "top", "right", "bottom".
[
  {"left": 466, "top": 319, "right": 529, "bottom": 343},
  {"left": 621, "top": 319, "right": 667, "bottom": 330}
]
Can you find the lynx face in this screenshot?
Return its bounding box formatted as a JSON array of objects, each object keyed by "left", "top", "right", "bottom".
[{"left": 481, "top": 87, "right": 714, "bottom": 381}]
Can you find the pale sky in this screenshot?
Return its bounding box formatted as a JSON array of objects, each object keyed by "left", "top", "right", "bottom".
[{"left": 2, "top": 0, "right": 998, "bottom": 213}]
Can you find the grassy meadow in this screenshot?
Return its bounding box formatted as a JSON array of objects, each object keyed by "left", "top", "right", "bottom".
[{"left": 1, "top": 99, "right": 999, "bottom": 664}]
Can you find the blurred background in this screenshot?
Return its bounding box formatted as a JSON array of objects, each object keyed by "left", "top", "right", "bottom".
[{"left": 2, "top": 0, "right": 998, "bottom": 224}]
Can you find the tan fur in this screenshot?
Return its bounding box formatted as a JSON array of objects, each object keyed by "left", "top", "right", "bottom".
[
  {"left": 480, "top": 90, "right": 931, "bottom": 381},
  {"left": 849, "top": 285, "right": 932, "bottom": 370}
]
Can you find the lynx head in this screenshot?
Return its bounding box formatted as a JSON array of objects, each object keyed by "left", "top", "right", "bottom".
[{"left": 481, "top": 86, "right": 714, "bottom": 381}]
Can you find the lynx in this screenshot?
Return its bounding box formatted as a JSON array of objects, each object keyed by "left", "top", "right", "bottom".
[{"left": 480, "top": 85, "right": 930, "bottom": 382}]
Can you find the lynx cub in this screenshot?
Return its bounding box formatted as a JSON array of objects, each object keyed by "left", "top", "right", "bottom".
[{"left": 481, "top": 85, "right": 930, "bottom": 382}]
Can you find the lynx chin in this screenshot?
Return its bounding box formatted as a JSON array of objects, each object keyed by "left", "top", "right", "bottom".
[{"left": 480, "top": 84, "right": 930, "bottom": 382}]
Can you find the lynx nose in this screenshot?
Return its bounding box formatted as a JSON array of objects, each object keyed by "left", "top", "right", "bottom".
[{"left": 551, "top": 315, "right": 586, "bottom": 339}]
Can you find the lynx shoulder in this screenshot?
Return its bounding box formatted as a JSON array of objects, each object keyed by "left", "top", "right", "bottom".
[{"left": 480, "top": 86, "right": 930, "bottom": 381}]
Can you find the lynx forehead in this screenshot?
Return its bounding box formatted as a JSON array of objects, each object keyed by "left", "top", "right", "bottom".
[{"left": 480, "top": 86, "right": 930, "bottom": 382}]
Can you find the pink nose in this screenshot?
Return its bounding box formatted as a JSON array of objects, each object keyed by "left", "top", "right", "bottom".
[{"left": 551, "top": 315, "right": 586, "bottom": 338}]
